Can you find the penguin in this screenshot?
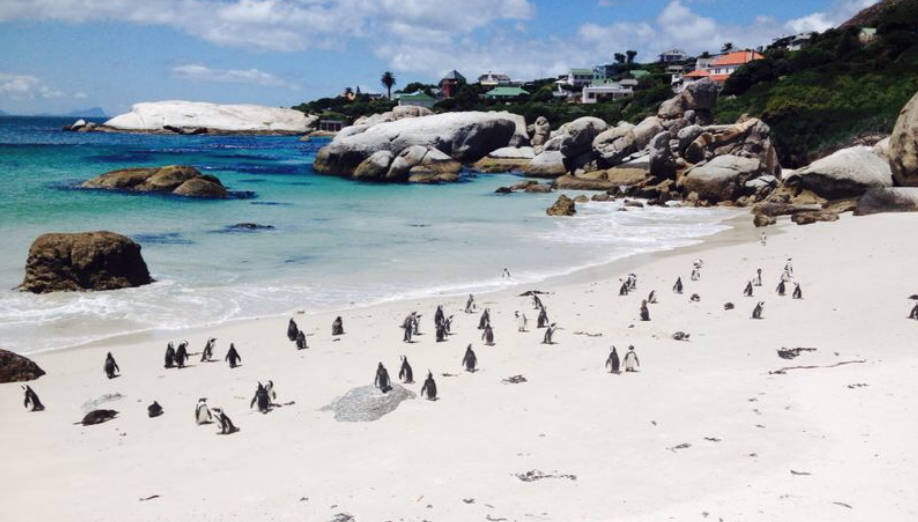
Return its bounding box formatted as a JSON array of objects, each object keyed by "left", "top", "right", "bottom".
[
  {"left": 195, "top": 398, "right": 213, "bottom": 425},
  {"left": 164, "top": 342, "right": 176, "bottom": 369},
  {"left": 691, "top": 268, "right": 700, "bottom": 282},
  {"left": 623, "top": 345, "right": 640, "bottom": 372},
  {"left": 225, "top": 343, "right": 241, "bottom": 368},
  {"left": 754, "top": 269, "right": 763, "bottom": 287},
  {"left": 434, "top": 305, "right": 445, "bottom": 329},
  {"left": 296, "top": 330, "right": 308, "bottom": 350},
  {"left": 640, "top": 300, "right": 650, "bottom": 321},
  {"left": 104, "top": 352, "right": 120, "bottom": 379},
  {"left": 785, "top": 258, "right": 794, "bottom": 275},
  {"left": 478, "top": 308, "right": 491, "bottom": 330},
  {"left": 515, "top": 311, "right": 528, "bottom": 332},
  {"left": 402, "top": 315, "right": 414, "bottom": 343},
  {"left": 744, "top": 281, "right": 754, "bottom": 297},
  {"left": 760, "top": 232, "right": 767, "bottom": 246},
  {"left": 482, "top": 324, "right": 495, "bottom": 346},
  {"left": 287, "top": 318, "right": 299, "bottom": 342},
  {"left": 781, "top": 269, "right": 792, "bottom": 283},
  {"left": 462, "top": 344, "right": 478, "bottom": 373},
  {"left": 445, "top": 315, "right": 454, "bottom": 335},
  {"left": 673, "top": 277, "right": 683, "bottom": 294},
  {"left": 201, "top": 338, "right": 216, "bottom": 362},
  {"left": 672, "top": 331, "right": 690, "bottom": 341},
  {"left": 465, "top": 294, "right": 476, "bottom": 314},
  {"left": 212, "top": 408, "right": 239, "bottom": 435},
  {"left": 412, "top": 313, "right": 422, "bottom": 336},
  {"left": 436, "top": 321, "right": 447, "bottom": 342},
  {"left": 147, "top": 401, "right": 163, "bottom": 418},
  {"left": 503, "top": 268, "right": 512, "bottom": 279},
  {"left": 910, "top": 302, "right": 918, "bottom": 320},
  {"left": 532, "top": 294, "right": 543, "bottom": 310},
  {"left": 792, "top": 283, "right": 803, "bottom": 300},
  {"left": 627, "top": 273, "right": 638, "bottom": 291},
  {"left": 752, "top": 301, "right": 764, "bottom": 320},
  {"left": 647, "top": 290, "right": 657, "bottom": 304},
  {"left": 375, "top": 362, "right": 392, "bottom": 393},
  {"left": 420, "top": 371, "right": 438, "bottom": 400},
  {"left": 542, "top": 323, "right": 557, "bottom": 345},
  {"left": 22, "top": 385, "right": 44, "bottom": 412},
  {"left": 332, "top": 316, "right": 344, "bottom": 336},
  {"left": 619, "top": 281, "right": 630, "bottom": 296},
  {"left": 605, "top": 347, "right": 620, "bottom": 374},
  {"left": 175, "top": 341, "right": 189, "bottom": 368},
  {"left": 399, "top": 356, "right": 414, "bottom": 384},
  {"left": 537, "top": 307, "right": 549, "bottom": 329},
  {"left": 265, "top": 380, "right": 277, "bottom": 404},
  {"left": 690, "top": 293, "right": 700, "bottom": 302},
  {"left": 250, "top": 382, "right": 271, "bottom": 414},
  {"left": 776, "top": 280, "right": 786, "bottom": 296}
]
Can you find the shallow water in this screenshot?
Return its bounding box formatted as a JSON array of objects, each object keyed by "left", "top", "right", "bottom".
[{"left": 0, "top": 116, "right": 739, "bottom": 353}]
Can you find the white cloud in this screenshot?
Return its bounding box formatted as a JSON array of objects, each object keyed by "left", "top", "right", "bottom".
[
  {"left": 0, "top": 72, "right": 66, "bottom": 99},
  {"left": 74, "top": 92, "right": 89, "bottom": 99},
  {"left": 172, "top": 63, "right": 297, "bottom": 89},
  {"left": 785, "top": 0, "right": 878, "bottom": 34}
]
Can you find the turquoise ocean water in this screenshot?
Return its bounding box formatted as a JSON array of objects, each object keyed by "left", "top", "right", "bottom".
[{"left": 0, "top": 116, "right": 739, "bottom": 353}]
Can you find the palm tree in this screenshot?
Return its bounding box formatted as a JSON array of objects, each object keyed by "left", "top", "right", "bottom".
[{"left": 381, "top": 71, "right": 396, "bottom": 100}]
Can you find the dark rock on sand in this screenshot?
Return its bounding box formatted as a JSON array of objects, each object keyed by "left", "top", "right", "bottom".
[
  {"left": 792, "top": 210, "right": 840, "bottom": 225},
  {"left": 82, "top": 165, "right": 228, "bottom": 198},
  {"left": 79, "top": 409, "right": 119, "bottom": 426},
  {"left": 753, "top": 213, "right": 776, "bottom": 227},
  {"left": 21, "top": 231, "right": 153, "bottom": 294},
  {"left": 0, "top": 349, "right": 46, "bottom": 383}
]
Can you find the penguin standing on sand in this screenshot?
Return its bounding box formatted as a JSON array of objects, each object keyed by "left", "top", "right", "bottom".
[
  {"left": 627, "top": 273, "right": 638, "bottom": 291},
  {"left": 910, "top": 299, "right": 918, "bottom": 320},
  {"left": 532, "top": 293, "right": 544, "bottom": 310},
  {"left": 104, "top": 352, "right": 120, "bottom": 379},
  {"left": 648, "top": 290, "right": 657, "bottom": 304},
  {"left": 619, "top": 281, "right": 630, "bottom": 296},
  {"left": 691, "top": 267, "right": 701, "bottom": 282},
  {"left": 761, "top": 232, "right": 767, "bottom": 246},
  {"left": 462, "top": 344, "right": 478, "bottom": 373},
  {"left": 195, "top": 398, "right": 213, "bottom": 425},
  {"left": 445, "top": 315, "right": 454, "bottom": 335},
  {"left": 287, "top": 318, "right": 299, "bottom": 342},
  {"left": 420, "top": 371, "right": 437, "bottom": 400},
  {"left": 744, "top": 281, "right": 754, "bottom": 297},
  {"left": 754, "top": 269, "right": 763, "bottom": 287},
  {"left": 201, "top": 338, "right": 216, "bottom": 362},
  {"left": 792, "top": 283, "right": 803, "bottom": 300},
  {"left": 640, "top": 300, "right": 650, "bottom": 321},
  {"left": 412, "top": 313, "right": 422, "bottom": 336},
  {"left": 434, "top": 306, "right": 445, "bottom": 329},
  {"left": 250, "top": 382, "right": 271, "bottom": 414},
  {"left": 399, "top": 356, "right": 414, "bottom": 384},
  {"left": 23, "top": 385, "right": 44, "bottom": 411},
  {"left": 375, "top": 362, "right": 392, "bottom": 393},
  {"left": 605, "top": 347, "right": 621, "bottom": 374},
  {"left": 752, "top": 302, "right": 764, "bottom": 320},
  {"left": 785, "top": 258, "right": 794, "bottom": 276},
  {"left": 225, "top": 343, "right": 241, "bottom": 368},
  {"left": 542, "top": 323, "right": 557, "bottom": 345},
  {"left": 436, "top": 321, "right": 447, "bottom": 342},
  {"left": 776, "top": 280, "right": 787, "bottom": 296},
  {"left": 466, "top": 294, "right": 476, "bottom": 314},
  {"left": 482, "top": 324, "right": 495, "bottom": 346},
  {"left": 402, "top": 315, "right": 414, "bottom": 343},
  {"left": 515, "top": 311, "right": 528, "bottom": 332},
  {"left": 537, "top": 306, "right": 549, "bottom": 329},
  {"left": 623, "top": 345, "right": 640, "bottom": 372},
  {"left": 175, "top": 341, "right": 189, "bottom": 368},
  {"left": 164, "top": 342, "right": 176, "bottom": 369},
  {"left": 147, "top": 401, "right": 163, "bottom": 418},
  {"left": 212, "top": 408, "right": 239, "bottom": 435},
  {"left": 478, "top": 308, "right": 491, "bottom": 330},
  {"left": 673, "top": 277, "right": 683, "bottom": 294},
  {"left": 296, "top": 330, "right": 308, "bottom": 350},
  {"left": 332, "top": 316, "right": 344, "bottom": 336}
]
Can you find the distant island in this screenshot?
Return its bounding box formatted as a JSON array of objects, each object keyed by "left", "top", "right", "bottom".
[{"left": 0, "top": 107, "right": 106, "bottom": 118}]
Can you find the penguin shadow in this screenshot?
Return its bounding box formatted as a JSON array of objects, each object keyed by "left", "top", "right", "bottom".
[
  {"left": 106, "top": 374, "right": 122, "bottom": 380},
  {"left": 216, "top": 428, "right": 240, "bottom": 435}
]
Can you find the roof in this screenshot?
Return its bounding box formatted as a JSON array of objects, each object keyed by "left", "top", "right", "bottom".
[
  {"left": 712, "top": 50, "right": 764, "bottom": 67},
  {"left": 660, "top": 49, "right": 687, "bottom": 55},
  {"left": 485, "top": 86, "right": 530, "bottom": 98},
  {"left": 684, "top": 69, "right": 711, "bottom": 78},
  {"left": 584, "top": 83, "right": 630, "bottom": 92},
  {"left": 399, "top": 91, "right": 436, "bottom": 101},
  {"left": 710, "top": 74, "right": 731, "bottom": 83},
  {"left": 479, "top": 72, "right": 511, "bottom": 81},
  {"left": 441, "top": 70, "right": 466, "bottom": 81},
  {"left": 570, "top": 68, "right": 595, "bottom": 75},
  {"left": 630, "top": 70, "right": 651, "bottom": 78}
]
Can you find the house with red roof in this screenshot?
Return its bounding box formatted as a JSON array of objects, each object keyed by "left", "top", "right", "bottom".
[{"left": 673, "top": 50, "right": 764, "bottom": 92}]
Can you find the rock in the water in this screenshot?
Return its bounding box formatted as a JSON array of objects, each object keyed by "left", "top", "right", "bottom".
[
  {"left": 524, "top": 151, "right": 567, "bottom": 178},
  {"left": 21, "top": 231, "right": 153, "bottom": 293},
  {"left": 786, "top": 146, "right": 892, "bottom": 199},
  {"left": 678, "top": 155, "right": 763, "bottom": 202},
  {"left": 792, "top": 210, "right": 840, "bottom": 225},
  {"left": 320, "top": 384, "right": 415, "bottom": 422},
  {"left": 854, "top": 187, "right": 918, "bottom": 215},
  {"left": 353, "top": 150, "right": 395, "bottom": 181},
  {"left": 82, "top": 165, "right": 228, "bottom": 198},
  {"left": 889, "top": 90, "right": 918, "bottom": 187},
  {"left": 546, "top": 194, "right": 576, "bottom": 216},
  {"left": 553, "top": 168, "right": 647, "bottom": 191},
  {"left": 0, "top": 349, "right": 46, "bottom": 383},
  {"left": 80, "top": 409, "right": 119, "bottom": 426},
  {"left": 101, "top": 101, "right": 316, "bottom": 135},
  {"left": 226, "top": 223, "right": 275, "bottom": 231}
]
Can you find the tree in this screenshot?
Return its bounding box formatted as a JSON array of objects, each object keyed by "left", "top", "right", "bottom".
[
  {"left": 626, "top": 50, "right": 638, "bottom": 64},
  {"left": 721, "top": 42, "right": 734, "bottom": 53},
  {"left": 344, "top": 87, "right": 354, "bottom": 97},
  {"left": 614, "top": 52, "right": 626, "bottom": 64},
  {"left": 381, "top": 71, "right": 397, "bottom": 100}
]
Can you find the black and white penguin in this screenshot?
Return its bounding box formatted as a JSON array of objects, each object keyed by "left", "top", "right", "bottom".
[
  {"left": 648, "top": 290, "right": 657, "bottom": 304},
  {"left": 375, "top": 362, "right": 392, "bottom": 393},
  {"left": 605, "top": 347, "right": 620, "bottom": 374},
  {"left": 399, "top": 356, "right": 414, "bottom": 384},
  {"left": 465, "top": 294, "right": 476, "bottom": 314},
  {"left": 104, "top": 352, "right": 120, "bottom": 379},
  {"left": 434, "top": 305, "right": 445, "bottom": 329},
  {"left": 776, "top": 280, "right": 786, "bottom": 296},
  {"left": 296, "top": 330, "right": 308, "bottom": 350},
  {"left": 175, "top": 341, "right": 189, "bottom": 368},
  {"left": 792, "top": 283, "right": 803, "bottom": 300},
  {"left": 402, "top": 315, "right": 414, "bottom": 343},
  {"left": 420, "top": 371, "right": 438, "bottom": 400},
  {"left": 22, "top": 385, "right": 44, "bottom": 411},
  {"left": 752, "top": 301, "right": 764, "bottom": 320},
  {"left": 619, "top": 281, "right": 630, "bottom": 296},
  {"left": 445, "top": 315, "right": 454, "bottom": 335},
  {"left": 147, "top": 401, "right": 163, "bottom": 418},
  {"left": 542, "top": 323, "right": 557, "bottom": 345},
  {"left": 225, "top": 343, "right": 242, "bottom": 368},
  {"left": 673, "top": 277, "right": 683, "bottom": 294},
  {"left": 250, "top": 382, "right": 271, "bottom": 414},
  {"left": 482, "top": 324, "right": 495, "bottom": 346},
  {"left": 195, "top": 398, "right": 213, "bottom": 425},
  {"left": 744, "top": 281, "right": 754, "bottom": 297},
  {"left": 436, "top": 321, "right": 447, "bottom": 342},
  {"left": 515, "top": 311, "right": 528, "bottom": 332},
  {"left": 691, "top": 267, "right": 701, "bottom": 281},
  {"left": 640, "top": 300, "right": 650, "bottom": 321},
  {"left": 690, "top": 293, "right": 700, "bottom": 302},
  {"left": 537, "top": 307, "right": 549, "bottom": 329},
  {"left": 201, "top": 338, "right": 216, "bottom": 362},
  {"left": 212, "top": 408, "right": 239, "bottom": 435},
  {"left": 532, "top": 293, "right": 543, "bottom": 310},
  {"left": 754, "top": 269, "right": 763, "bottom": 287},
  {"left": 624, "top": 345, "right": 640, "bottom": 372},
  {"left": 672, "top": 331, "right": 690, "bottom": 341},
  {"left": 462, "top": 344, "right": 478, "bottom": 373},
  {"left": 164, "top": 342, "right": 176, "bottom": 369},
  {"left": 287, "top": 318, "right": 299, "bottom": 342},
  {"left": 478, "top": 308, "right": 491, "bottom": 330},
  {"left": 332, "top": 316, "right": 344, "bottom": 336},
  {"left": 909, "top": 302, "right": 918, "bottom": 320}
]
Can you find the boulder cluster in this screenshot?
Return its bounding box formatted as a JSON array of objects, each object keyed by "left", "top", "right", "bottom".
[{"left": 82, "top": 165, "right": 228, "bottom": 198}]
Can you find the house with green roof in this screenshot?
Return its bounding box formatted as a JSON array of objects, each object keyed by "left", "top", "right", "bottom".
[
  {"left": 397, "top": 91, "right": 436, "bottom": 109},
  {"left": 484, "top": 86, "right": 530, "bottom": 99},
  {"left": 560, "top": 67, "right": 597, "bottom": 87}
]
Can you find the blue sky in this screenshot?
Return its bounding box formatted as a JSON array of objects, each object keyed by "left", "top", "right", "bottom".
[{"left": 0, "top": 0, "right": 877, "bottom": 116}]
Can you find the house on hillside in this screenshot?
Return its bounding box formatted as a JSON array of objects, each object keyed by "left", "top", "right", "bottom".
[
  {"left": 659, "top": 49, "right": 688, "bottom": 63},
  {"left": 674, "top": 50, "right": 763, "bottom": 91},
  {"left": 770, "top": 32, "right": 815, "bottom": 51},
  {"left": 581, "top": 81, "right": 633, "bottom": 104},
  {"left": 478, "top": 71, "right": 512, "bottom": 87},
  {"left": 859, "top": 27, "right": 877, "bottom": 43},
  {"left": 484, "top": 86, "right": 530, "bottom": 100},
  {"left": 439, "top": 70, "right": 466, "bottom": 99},
  {"left": 397, "top": 91, "right": 437, "bottom": 109},
  {"left": 560, "top": 68, "right": 597, "bottom": 87}
]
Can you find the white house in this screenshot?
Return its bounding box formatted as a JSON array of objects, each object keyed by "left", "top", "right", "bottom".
[
  {"left": 581, "top": 81, "right": 633, "bottom": 104},
  {"left": 478, "top": 71, "right": 512, "bottom": 86},
  {"left": 562, "top": 68, "right": 597, "bottom": 87},
  {"left": 659, "top": 49, "right": 688, "bottom": 63}
]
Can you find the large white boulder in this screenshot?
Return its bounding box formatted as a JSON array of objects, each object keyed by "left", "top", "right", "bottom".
[
  {"left": 103, "top": 101, "right": 316, "bottom": 134},
  {"left": 786, "top": 146, "right": 892, "bottom": 198}
]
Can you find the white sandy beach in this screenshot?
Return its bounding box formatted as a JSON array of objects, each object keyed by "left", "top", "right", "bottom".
[{"left": 1, "top": 210, "right": 917, "bottom": 522}]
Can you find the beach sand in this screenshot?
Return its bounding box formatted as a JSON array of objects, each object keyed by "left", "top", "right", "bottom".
[{"left": 1, "top": 211, "right": 917, "bottom": 522}]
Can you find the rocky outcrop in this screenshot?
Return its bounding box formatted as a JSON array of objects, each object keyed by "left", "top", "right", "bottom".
[
  {"left": 560, "top": 117, "right": 609, "bottom": 162},
  {"left": 98, "top": 101, "right": 317, "bottom": 135},
  {"left": 472, "top": 147, "right": 535, "bottom": 173},
  {"left": 854, "top": 187, "right": 918, "bottom": 215},
  {"left": 785, "top": 146, "right": 892, "bottom": 199},
  {"left": 524, "top": 151, "right": 567, "bottom": 178},
  {"left": 21, "top": 232, "right": 153, "bottom": 293},
  {"left": 753, "top": 214, "right": 776, "bottom": 227},
  {"left": 353, "top": 106, "right": 433, "bottom": 127},
  {"left": 658, "top": 80, "right": 718, "bottom": 123},
  {"left": 593, "top": 124, "right": 636, "bottom": 168},
  {"left": 0, "top": 349, "right": 46, "bottom": 383},
  {"left": 546, "top": 195, "right": 577, "bottom": 216},
  {"left": 889, "top": 89, "right": 918, "bottom": 187},
  {"left": 82, "top": 166, "right": 228, "bottom": 198},
  {"left": 353, "top": 145, "right": 462, "bottom": 183},
  {"left": 314, "top": 111, "right": 520, "bottom": 181},
  {"left": 553, "top": 168, "right": 647, "bottom": 191},
  {"left": 678, "top": 155, "right": 764, "bottom": 202},
  {"left": 528, "top": 116, "right": 551, "bottom": 151},
  {"left": 792, "top": 210, "right": 840, "bottom": 225}
]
